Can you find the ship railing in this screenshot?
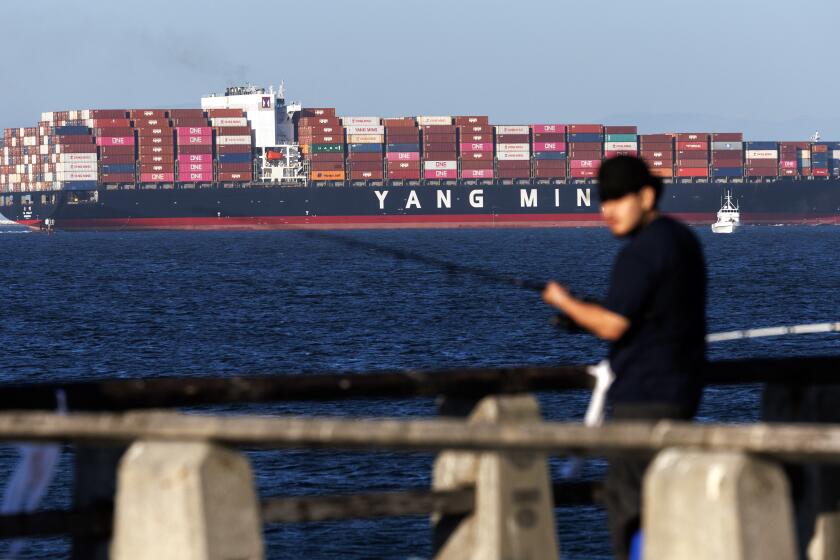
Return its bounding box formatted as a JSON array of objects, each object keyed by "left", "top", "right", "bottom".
[{"left": 0, "top": 355, "right": 838, "bottom": 559}]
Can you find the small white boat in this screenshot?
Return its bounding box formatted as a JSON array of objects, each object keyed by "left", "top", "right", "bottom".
[{"left": 711, "top": 192, "right": 740, "bottom": 234}]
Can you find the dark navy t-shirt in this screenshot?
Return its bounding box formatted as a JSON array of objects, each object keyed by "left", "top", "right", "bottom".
[{"left": 603, "top": 215, "right": 706, "bottom": 405}]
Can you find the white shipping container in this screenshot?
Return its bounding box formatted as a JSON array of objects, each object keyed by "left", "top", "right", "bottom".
[
  {"left": 44, "top": 172, "right": 54, "bottom": 181},
  {"left": 60, "top": 153, "right": 98, "bottom": 162},
  {"left": 604, "top": 142, "right": 638, "bottom": 151},
  {"left": 423, "top": 160, "right": 457, "bottom": 170},
  {"left": 800, "top": 150, "right": 811, "bottom": 158},
  {"left": 497, "top": 143, "right": 529, "bottom": 153},
  {"left": 832, "top": 150, "right": 840, "bottom": 159},
  {"left": 39, "top": 145, "right": 49, "bottom": 155},
  {"left": 216, "top": 135, "right": 252, "bottom": 146},
  {"left": 23, "top": 137, "right": 37, "bottom": 147},
  {"left": 495, "top": 125, "right": 529, "bottom": 135},
  {"left": 497, "top": 152, "right": 530, "bottom": 161},
  {"left": 56, "top": 171, "right": 97, "bottom": 181},
  {"left": 345, "top": 125, "right": 385, "bottom": 135},
  {"left": 347, "top": 134, "right": 384, "bottom": 144},
  {"left": 41, "top": 112, "right": 54, "bottom": 122},
  {"left": 57, "top": 162, "right": 97, "bottom": 173},
  {"left": 416, "top": 116, "right": 452, "bottom": 126},
  {"left": 341, "top": 117, "right": 381, "bottom": 126},
  {"left": 745, "top": 150, "right": 778, "bottom": 159},
  {"left": 211, "top": 117, "right": 248, "bottom": 127}
]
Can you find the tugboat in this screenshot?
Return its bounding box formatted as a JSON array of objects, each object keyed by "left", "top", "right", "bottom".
[{"left": 711, "top": 191, "right": 740, "bottom": 234}]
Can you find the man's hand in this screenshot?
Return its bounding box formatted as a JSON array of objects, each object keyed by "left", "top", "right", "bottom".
[{"left": 542, "top": 280, "right": 571, "bottom": 310}]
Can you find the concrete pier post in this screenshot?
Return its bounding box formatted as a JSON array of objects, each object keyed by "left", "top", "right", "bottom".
[
  {"left": 644, "top": 448, "right": 797, "bottom": 560},
  {"left": 110, "top": 440, "right": 263, "bottom": 560},
  {"left": 432, "top": 395, "right": 559, "bottom": 560}
]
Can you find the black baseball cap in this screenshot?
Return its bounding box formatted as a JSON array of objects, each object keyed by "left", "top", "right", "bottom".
[{"left": 598, "top": 156, "right": 663, "bottom": 204}]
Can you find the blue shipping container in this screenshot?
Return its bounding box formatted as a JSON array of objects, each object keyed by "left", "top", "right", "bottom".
[
  {"left": 386, "top": 143, "right": 420, "bottom": 152},
  {"left": 745, "top": 141, "right": 777, "bottom": 150},
  {"left": 348, "top": 143, "right": 382, "bottom": 153},
  {"left": 567, "top": 133, "right": 604, "bottom": 143},
  {"left": 533, "top": 152, "right": 567, "bottom": 160},
  {"left": 218, "top": 153, "right": 251, "bottom": 164},
  {"left": 62, "top": 181, "right": 98, "bottom": 190},
  {"left": 711, "top": 167, "right": 743, "bottom": 177},
  {"left": 101, "top": 164, "right": 134, "bottom": 174},
  {"left": 53, "top": 125, "right": 89, "bottom": 136}
]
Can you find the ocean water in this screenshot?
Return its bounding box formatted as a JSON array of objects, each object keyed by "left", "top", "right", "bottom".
[{"left": 0, "top": 224, "right": 837, "bottom": 559}]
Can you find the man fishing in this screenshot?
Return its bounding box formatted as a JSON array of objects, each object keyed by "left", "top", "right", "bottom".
[{"left": 541, "top": 155, "right": 707, "bottom": 560}]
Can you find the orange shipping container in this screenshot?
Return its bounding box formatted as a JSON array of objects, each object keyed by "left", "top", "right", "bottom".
[{"left": 311, "top": 170, "right": 345, "bottom": 181}]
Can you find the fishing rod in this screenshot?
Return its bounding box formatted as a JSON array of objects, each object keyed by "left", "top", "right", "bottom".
[{"left": 298, "top": 230, "right": 839, "bottom": 341}]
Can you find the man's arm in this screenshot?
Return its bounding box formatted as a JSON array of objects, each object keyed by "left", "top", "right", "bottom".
[{"left": 542, "top": 281, "right": 630, "bottom": 341}]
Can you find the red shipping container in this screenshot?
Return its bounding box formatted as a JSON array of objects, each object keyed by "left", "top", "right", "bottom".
[
  {"left": 387, "top": 161, "right": 421, "bottom": 170},
  {"left": 745, "top": 167, "right": 779, "bottom": 177},
  {"left": 96, "top": 136, "right": 135, "bottom": 147},
  {"left": 496, "top": 134, "right": 529, "bottom": 143},
  {"left": 453, "top": 116, "right": 490, "bottom": 126},
  {"left": 460, "top": 143, "right": 493, "bottom": 152},
  {"left": 138, "top": 137, "right": 174, "bottom": 146},
  {"left": 308, "top": 134, "right": 343, "bottom": 144},
  {"left": 528, "top": 124, "right": 564, "bottom": 135},
  {"left": 346, "top": 153, "right": 383, "bottom": 162},
  {"left": 677, "top": 142, "right": 708, "bottom": 150},
  {"left": 386, "top": 134, "right": 421, "bottom": 143},
  {"left": 216, "top": 163, "right": 251, "bottom": 172},
  {"left": 779, "top": 168, "right": 797, "bottom": 176},
  {"left": 460, "top": 160, "right": 494, "bottom": 170},
  {"left": 423, "top": 152, "right": 457, "bottom": 161},
  {"left": 100, "top": 145, "right": 135, "bottom": 155},
  {"left": 423, "top": 143, "right": 457, "bottom": 152},
  {"left": 677, "top": 159, "right": 709, "bottom": 168},
  {"left": 568, "top": 124, "right": 603, "bottom": 133},
  {"left": 461, "top": 169, "right": 494, "bottom": 179},
  {"left": 712, "top": 133, "right": 743, "bottom": 141},
  {"left": 459, "top": 133, "right": 492, "bottom": 143},
  {"left": 457, "top": 125, "right": 493, "bottom": 134},
  {"left": 424, "top": 169, "right": 457, "bottom": 179},
  {"left": 179, "top": 135, "right": 212, "bottom": 146},
  {"left": 309, "top": 153, "right": 344, "bottom": 162},
  {"left": 422, "top": 125, "right": 457, "bottom": 134},
  {"left": 139, "top": 172, "right": 174, "bottom": 182},
  {"left": 568, "top": 150, "right": 602, "bottom": 159},
  {"left": 812, "top": 168, "right": 830, "bottom": 177},
  {"left": 138, "top": 145, "right": 174, "bottom": 155},
  {"left": 498, "top": 161, "right": 531, "bottom": 170},
  {"left": 139, "top": 164, "right": 173, "bottom": 173},
  {"left": 567, "top": 142, "right": 601, "bottom": 150},
  {"left": 176, "top": 145, "right": 213, "bottom": 155},
  {"left": 383, "top": 118, "right": 416, "bottom": 127},
  {"left": 605, "top": 150, "right": 638, "bottom": 158},
  {"left": 182, "top": 163, "right": 212, "bottom": 173},
  {"left": 570, "top": 169, "right": 598, "bottom": 178},
  {"left": 94, "top": 127, "right": 134, "bottom": 136},
  {"left": 650, "top": 168, "right": 674, "bottom": 178},
  {"left": 298, "top": 117, "right": 341, "bottom": 127},
  {"left": 178, "top": 154, "right": 212, "bottom": 163},
  {"left": 498, "top": 169, "right": 531, "bottom": 179},
  {"left": 675, "top": 133, "right": 709, "bottom": 142},
  {"left": 535, "top": 160, "right": 567, "bottom": 169},
  {"left": 387, "top": 169, "right": 421, "bottom": 179},
  {"left": 178, "top": 171, "right": 213, "bottom": 182},
  {"left": 130, "top": 110, "right": 168, "bottom": 119},
  {"left": 534, "top": 169, "right": 567, "bottom": 178},
  {"left": 216, "top": 145, "right": 251, "bottom": 154},
  {"left": 570, "top": 160, "right": 601, "bottom": 169},
  {"left": 309, "top": 162, "right": 344, "bottom": 171},
  {"left": 213, "top": 126, "right": 251, "bottom": 136},
  {"left": 349, "top": 170, "right": 384, "bottom": 180},
  {"left": 639, "top": 135, "right": 673, "bottom": 143},
  {"left": 133, "top": 119, "right": 170, "bottom": 129},
  {"left": 604, "top": 126, "right": 638, "bottom": 134},
  {"left": 423, "top": 134, "right": 457, "bottom": 144},
  {"left": 56, "top": 144, "right": 98, "bottom": 154},
  {"left": 100, "top": 173, "right": 135, "bottom": 183},
  {"left": 348, "top": 162, "right": 382, "bottom": 172},
  {"left": 171, "top": 119, "right": 211, "bottom": 127},
  {"left": 176, "top": 126, "right": 212, "bottom": 136},
  {"left": 811, "top": 144, "right": 829, "bottom": 153},
  {"left": 100, "top": 155, "right": 135, "bottom": 165},
  {"left": 168, "top": 109, "right": 205, "bottom": 119},
  {"left": 138, "top": 155, "right": 174, "bottom": 165},
  {"left": 90, "top": 110, "right": 128, "bottom": 119},
  {"left": 218, "top": 172, "right": 253, "bottom": 182},
  {"left": 533, "top": 133, "right": 565, "bottom": 142},
  {"left": 461, "top": 152, "right": 492, "bottom": 161}
]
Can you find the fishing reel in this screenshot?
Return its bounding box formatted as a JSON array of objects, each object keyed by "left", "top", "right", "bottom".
[{"left": 550, "top": 297, "right": 601, "bottom": 334}]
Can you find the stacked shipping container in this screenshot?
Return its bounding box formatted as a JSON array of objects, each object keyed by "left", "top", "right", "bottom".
[
  {"left": 343, "top": 117, "right": 384, "bottom": 181},
  {"left": 568, "top": 125, "right": 603, "bottom": 178},
  {"left": 456, "top": 116, "right": 493, "bottom": 179},
  {"left": 675, "top": 133, "right": 710, "bottom": 178},
  {"left": 298, "top": 108, "right": 344, "bottom": 181},
  {"left": 496, "top": 125, "right": 531, "bottom": 179},
  {"left": 745, "top": 141, "right": 778, "bottom": 178},
  {"left": 419, "top": 117, "right": 456, "bottom": 180},
  {"left": 133, "top": 110, "right": 171, "bottom": 184},
  {"left": 211, "top": 108, "right": 252, "bottom": 182},
  {"left": 530, "top": 124, "right": 566, "bottom": 179},
  {"left": 639, "top": 134, "right": 674, "bottom": 178},
  {"left": 810, "top": 143, "right": 830, "bottom": 178},
  {"left": 384, "top": 118, "right": 420, "bottom": 180},
  {"left": 710, "top": 133, "right": 743, "bottom": 178},
  {"left": 603, "top": 126, "right": 638, "bottom": 158}
]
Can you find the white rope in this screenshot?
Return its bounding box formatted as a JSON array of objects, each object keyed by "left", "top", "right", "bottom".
[{"left": 706, "top": 321, "right": 840, "bottom": 343}]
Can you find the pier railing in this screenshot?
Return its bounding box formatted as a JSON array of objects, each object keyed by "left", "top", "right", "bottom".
[{"left": 0, "top": 354, "right": 838, "bottom": 559}]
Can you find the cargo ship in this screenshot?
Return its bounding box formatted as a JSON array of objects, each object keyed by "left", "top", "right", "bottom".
[{"left": 1, "top": 84, "right": 838, "bottom": 230}]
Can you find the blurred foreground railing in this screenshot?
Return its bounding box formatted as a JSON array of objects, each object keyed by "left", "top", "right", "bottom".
[{"left": 0, "top": 354, "right": 837, "bottom": 559}]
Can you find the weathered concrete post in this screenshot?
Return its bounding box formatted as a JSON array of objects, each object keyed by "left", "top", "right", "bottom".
[
  {"left": 644, "top": 448, "right": 797, "bottom": 560},
  {"left": 432, "top": 395, "right": 559, "bottom": 560},
  {"left": 808, "top": 513, "right": 840, "bottom": 560},
  {"left": 111, "top": 440, "right": 264, "bottom": 560}
]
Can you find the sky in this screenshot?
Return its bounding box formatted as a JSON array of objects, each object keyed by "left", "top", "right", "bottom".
[{"left": 4, "top": 0, "right": 840, "bottom": 140}]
